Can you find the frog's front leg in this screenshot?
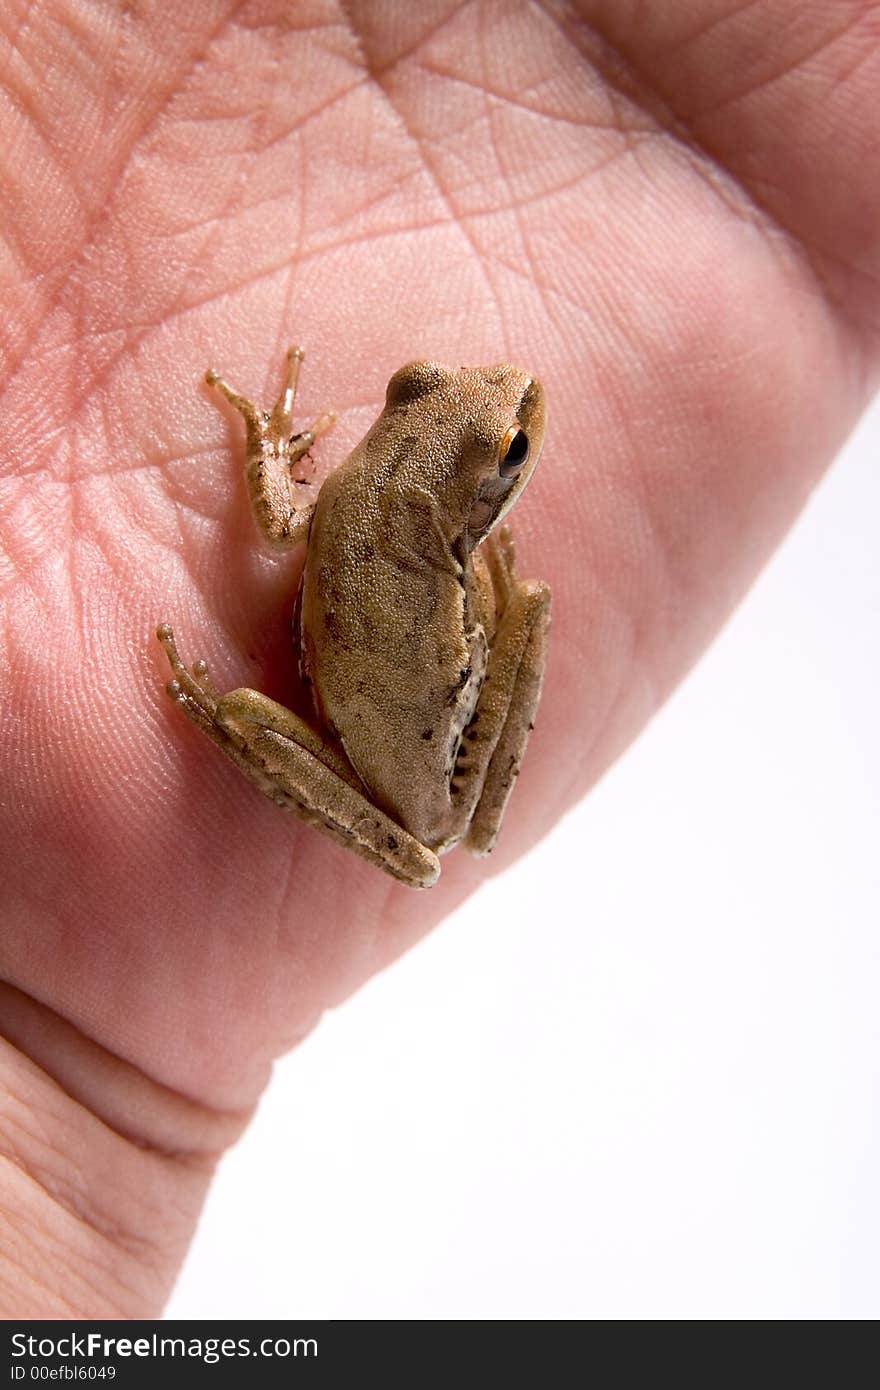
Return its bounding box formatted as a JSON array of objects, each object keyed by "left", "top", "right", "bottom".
[
  {"left": 447, "top": 528, "right": 551, "bottom": 856},
  {"left": 206, "top": 346, "right": 336, "bottom": 548},
  {"left": 156, "top": 625, "right": 440, "bottom": 888}
]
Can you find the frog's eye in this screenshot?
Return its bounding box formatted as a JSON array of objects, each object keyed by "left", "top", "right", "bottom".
[{"left": 499, "top": 426, "right": 530, "bottom": 478}]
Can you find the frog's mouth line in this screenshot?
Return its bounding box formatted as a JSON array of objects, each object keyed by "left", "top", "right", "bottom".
[{"left": 464, "top": 475, "right": 517, "bottom": 551}]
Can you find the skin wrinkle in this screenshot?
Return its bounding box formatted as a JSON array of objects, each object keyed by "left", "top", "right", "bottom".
[
  {"left": 0, "top": 494, "right": 195, "bottom": 611},
  {"left": 0, "top": 494, "right": 71, "bottom": 609},
  {"left": 295, "top": 157, "right": 429, "bottom": 251},
  {"left": 4, "top": 1, "right": 40, "bottom": 58},
  {"left": 66, "top": 465, "right": 85, "bottom": 648},
  {"left": 716, "top": 171, "right": 880, "bottom": 333},
  {"left": 544, "top": 4, "right": 841, "bottom": 309},
  {"left": 830, "top": 31, "right": 880, "bottom": 87},
  {"left": 16, "top": 168, "right": 451, "bottom": 452},
  {"left": 0, "top": 1260, "right": 112, "bottom": 1321},
  {"left": 0, "top": 984, "right": 249, "bottom": 1161},
  {"left": 677, "top": 6, "right": 870, "bottom": 115},
  {"left": 350, "top": 15, "right": 511, "bottom": 343},
  {"left": 674, "top": 0, "right": 769, "bottom": 55},
  {"left": 268, "top": 137, "right": 305, "bottom": 367},
  {"left": 388, "top": 47, "right": 813, "bottom": 352},
  {"left": 32, "top": 37, "right": 406, "bottom": 432},
  {"left": 0, "top": 3, "right": 251, "bottom": 396},
  {"left": 417, "top": 60, "right": 658, "bottom": 131},
  {"left": 479, "top": 41, "right": 557, "bottom": 345},
  {"left": 571, "top": 0, "right": 880, "bottom": 341},
  {"left": 343, "top": 0, "right": 463, "bottom": 77},
  {"left": 122, "top": 75, "right": 280, "bottom": 388},
  {"left": 0, "top": 1184, "right": 154, "bottom": 1316},
  {"left": 469, "top": 89, "right": 663, "bottom": 357},
  {"left": 0, "top": 1092, "right": 190, "bottom": 1314},
  {"left": 6, "top": 180, "right": 566, "bottom": 448},
  {"left": 0, "top": 1210, "right": 88, "bottom": 1319},
  {"left": 0, "top": 1126, "right": 151, "bottom": 1262}
]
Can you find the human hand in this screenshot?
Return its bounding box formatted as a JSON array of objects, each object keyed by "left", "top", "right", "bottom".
[{"left": 1, "top": 1, "right": 877, "bottom": 1315}]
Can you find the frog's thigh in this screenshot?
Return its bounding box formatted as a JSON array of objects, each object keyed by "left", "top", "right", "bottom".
[
  {"left": 461, "top": 580, "right": 551, "bottom": 857},
  {"left": 216, "top": 691, "right": 440, "bottom": 889}
]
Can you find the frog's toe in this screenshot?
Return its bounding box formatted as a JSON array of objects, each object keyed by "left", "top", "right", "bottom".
[
  {"left": 484, "top": 525, "right": 519, "bottom": 609},
  {"left": 498, "top": 524, "right": 517, "bottom": 575},
  {"left": 191, "top": 658, "right": 220, "bottom": 701}
]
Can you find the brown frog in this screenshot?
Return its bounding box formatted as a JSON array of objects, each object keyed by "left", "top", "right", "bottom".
[{"left": 157, "top": 348, "right": 550, "bottom": 888}]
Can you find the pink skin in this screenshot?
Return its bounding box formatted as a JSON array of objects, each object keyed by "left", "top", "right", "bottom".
[{"left": 0, "top": 1, "right": 878, "bottom": 1314}]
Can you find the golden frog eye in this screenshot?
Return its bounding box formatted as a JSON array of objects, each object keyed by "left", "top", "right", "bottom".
[{"left": 499, "top": 426, "right": 530, "bottom": 478}]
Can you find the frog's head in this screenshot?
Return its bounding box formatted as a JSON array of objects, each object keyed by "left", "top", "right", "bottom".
[
  {"left": 383, "top": 360, "right": 546, "bottom": 554},
  {"left": 460, "top": 362, "right": 546, "bottom": 552}
]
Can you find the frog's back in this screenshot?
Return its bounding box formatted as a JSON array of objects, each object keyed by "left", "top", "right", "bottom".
[
  {"left": 298, "top": 358, "right": 546, "bottom": 847},
  {"left": 300, "top": 441, "right": 475, "bottom": 846}
]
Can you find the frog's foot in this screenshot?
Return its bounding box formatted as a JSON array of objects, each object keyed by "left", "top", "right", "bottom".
[
  {"left": 205, "top": 349, "right": 336, "bottom": 549},
  {"left": 205, "top": 348, "right": 336, "bottom": 458},
  {"left": 156, "top": 626, "right": 440, "bottom": 889},
  {"left": 271, "top": 347, "right": 337, "bottom": 456},
  {"left": 157, "top": 624, "right": 221, "bottom": 729}
]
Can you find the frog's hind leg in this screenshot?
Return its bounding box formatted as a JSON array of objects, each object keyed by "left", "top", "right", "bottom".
[
  {"left": 453, "top": 531, "right": 551, "bottom": 857},
  {"left": 217, "top": 692, "right": 441, "bottom": 888},
  {"left": 461, "top": 582, "right": 549, "bottom": 856},
  {"left": 156, "top": 624, "right": 439, "bottom": 889}
]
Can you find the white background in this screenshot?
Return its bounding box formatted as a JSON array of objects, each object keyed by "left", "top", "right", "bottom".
[{"left": 167, "top": 396, "right": 879, "bottom": 1321}]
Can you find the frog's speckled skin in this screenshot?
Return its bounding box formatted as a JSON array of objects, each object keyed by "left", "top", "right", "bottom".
[{"left": 157, "top": 349, "right": 550, "bottom": 888}]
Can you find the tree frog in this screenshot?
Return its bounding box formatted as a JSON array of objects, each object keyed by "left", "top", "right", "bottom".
[{"left": 157, "top": 348, "right": 550, "bottom": 888}]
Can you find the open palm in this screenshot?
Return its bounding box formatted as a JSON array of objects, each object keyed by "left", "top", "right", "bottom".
[{"left": 1, "top": 1, "right": 878, "bottom": 1315}]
